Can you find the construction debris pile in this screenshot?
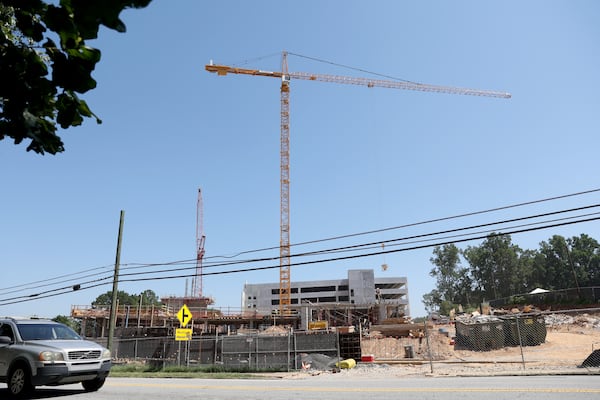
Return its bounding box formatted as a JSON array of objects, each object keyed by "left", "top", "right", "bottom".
[{"left": 543, "top": 313, "right": 600, "bottom": 329}]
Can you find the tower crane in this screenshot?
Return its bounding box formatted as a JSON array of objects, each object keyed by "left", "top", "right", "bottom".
[
  {"left": 191, "top": 188, "right": 206, "bottom": 298},
  {"left": 205, "top": 51, "right": 510, "bottom": 315}
]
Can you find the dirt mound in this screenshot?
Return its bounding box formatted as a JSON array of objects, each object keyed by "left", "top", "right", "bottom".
[{"left": 363, "top": 313, "right": 600, "bottom": 366}]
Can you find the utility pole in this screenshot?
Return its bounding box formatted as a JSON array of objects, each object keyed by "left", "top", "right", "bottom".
[{"left": 107, "top": 210, "right": 125, "bottom": 352}]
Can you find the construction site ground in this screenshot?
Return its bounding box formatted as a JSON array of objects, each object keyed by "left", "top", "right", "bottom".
[{"left": 283, "top": 314, "right": 600, "bottom": 379}]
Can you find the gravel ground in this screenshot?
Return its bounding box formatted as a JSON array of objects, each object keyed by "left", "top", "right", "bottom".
[
  {"left": 285, "top": 314, "right": 600, "bottom": 379},
  {"left": 279, "top": 361, "right": 600, "bottom": 380}
]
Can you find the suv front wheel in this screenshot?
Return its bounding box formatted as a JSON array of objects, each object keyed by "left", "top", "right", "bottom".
[
  {"left": 8, "top": 364, "right": 33, "bottom": 398},
  {"left": 82, "top": 377, "right": 106, "bottom": 392}
]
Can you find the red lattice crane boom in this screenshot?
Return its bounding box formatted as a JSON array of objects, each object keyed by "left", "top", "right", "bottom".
[
  {"left": 205, "top": 51, "right": 510, "bottom": 314},
  {"left": 191, "top": 188, "right": 206, "bottom": 298}
]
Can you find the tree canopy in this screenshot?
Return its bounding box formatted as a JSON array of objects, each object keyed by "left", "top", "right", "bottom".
[
  {"left": 0, "top": 0, "right": 151, "bottom": 154},
  {"left": 92, "top": 289, "right": 161, "bottom": 307},
  {"left": 52, "top": 314, "right": 80, "bottom": 332},
  {"left": 424, "top": 233, "right": 600, "bottom": 314}
]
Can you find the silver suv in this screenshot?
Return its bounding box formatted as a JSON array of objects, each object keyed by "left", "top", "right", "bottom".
[{"left": 0, "top": 317, "right": 111, "bottom": 397}]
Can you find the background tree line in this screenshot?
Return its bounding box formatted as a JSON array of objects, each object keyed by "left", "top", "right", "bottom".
[
  {"left": 53, "top": 289, "right": 161, "bottom": 332},
  {"left": 91, "top": 289, "right": 161, "bottom": 307},
  {"left": 423, "top": 233, "right": 600, "bottom": 315}
]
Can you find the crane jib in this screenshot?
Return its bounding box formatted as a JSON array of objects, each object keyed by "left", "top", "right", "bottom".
[
  {"left": 205, "top": 64, "right": 510, "bottom": 98},
  {"left": 205, "top": 64, "right": 283, "bottom": 78}
]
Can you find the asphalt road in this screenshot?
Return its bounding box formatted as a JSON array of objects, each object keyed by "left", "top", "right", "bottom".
[{"left": 4, "top": 375, "right": 600, "bottom": 400}]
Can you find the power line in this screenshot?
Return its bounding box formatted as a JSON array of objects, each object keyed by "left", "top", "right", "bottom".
[
  {"left": 286, "top": 188, "right": 600, "bottom": 248},
  {"left": 111, "top": 204, "right": 600, "bottom": 280},
  {"left": 3, "top": 201, "right": 598, "bottom": 299},
  {"left": 206, "top": 187, "right": 600, "bottom": 259},
  {"left": 1, "top": 189, "right": 598, "bottom": 302},
  {"left": 0, "top": 268, "right": 115, "bottom": 297},
  {"left": 0, "top": 274, "right": 114, "bottom": 304},
  {"left": 111, "top": 210, "right": 600, "bottom": 281},
  {"left": 109, "top": 215, "right": 600, "bottom": 285},
  {"left": 0, "top": 263, "right": 113, "bottom": 294},
  {"left": 291, "top": 205, "right": 600, "bottom": 257},
  {"left": 0, "top": 213, "right": 597, "bottom": 307}
]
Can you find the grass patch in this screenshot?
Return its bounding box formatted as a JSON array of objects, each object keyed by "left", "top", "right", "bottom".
[{"left": 109, "top": 364, "right": 286, "bottom": 379}]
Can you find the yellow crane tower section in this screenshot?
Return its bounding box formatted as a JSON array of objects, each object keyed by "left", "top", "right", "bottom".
[{"left": 205, "top": 51, "right": 511, "bottom": 315}]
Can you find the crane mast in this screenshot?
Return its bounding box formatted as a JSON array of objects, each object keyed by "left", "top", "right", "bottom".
[
  {"left": 279, "top": 53, "right": 292, "bottom": 312},
  {"left": 205, "top": 51, "right": 510, "bottom": 315},
  {"left": 192, "top": 188, "right": 206, "bottom": 298}
]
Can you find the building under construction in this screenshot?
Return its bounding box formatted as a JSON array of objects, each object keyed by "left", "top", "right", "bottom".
[
  {"left": 243, "top": 269, "right": 409, "bottom": 330},
  {"left": 70, "top": 268, "right": 409, "bottom": 338}
]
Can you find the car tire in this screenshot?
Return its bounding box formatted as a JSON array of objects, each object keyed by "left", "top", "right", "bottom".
[
  {"left": 7, "top": 364, "right": 33, "bottom": 398},
  {"left": 82, "top": 377, "right": 106, "bottom": 392}
]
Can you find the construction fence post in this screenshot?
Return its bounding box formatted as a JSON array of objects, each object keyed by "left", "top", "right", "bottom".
[
  {"left": 515, "top": 315, "right": 526, "bottom": 370},
  {"left": 424, "top": 320, "right": 433, "bottom": 374}
]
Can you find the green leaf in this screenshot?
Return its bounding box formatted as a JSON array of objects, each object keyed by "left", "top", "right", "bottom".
[
  {"left": 0, "top": 0, "right": 152, "bottom": 154},
  {"left": 14, "top": 9, "right": 47, "bottom": 42},
  {"left": 50, "top": 49, "right": 98, "bottom": 93},
  {"left": 56, "top": 92, "right": 83, "bottom": 127},
  {"left": 44, "top": 5, "right": 84, "bottom": 50},
  {"left": 75, "top": 45, "right": 101, "bottom": 63}
]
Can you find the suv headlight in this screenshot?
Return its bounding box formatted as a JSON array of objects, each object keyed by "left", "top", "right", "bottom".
[
  {"left": 39, "top": 351, "right": 64, "bottom": 362},
  {"left": 102, "top": 349, "right": 111, "bottom": 359}
]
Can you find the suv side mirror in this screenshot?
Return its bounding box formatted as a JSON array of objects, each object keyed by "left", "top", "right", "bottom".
[{"left": 0, "top": 336, "right": 13, "bottom": 345}]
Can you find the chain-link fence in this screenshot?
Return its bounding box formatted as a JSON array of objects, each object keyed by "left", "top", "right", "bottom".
[
  {"left": 109, "top": 330, "right": 348, "bottom": 371},
  {"left": 362, "top": 308, "right": 600, "bottom": 375},
  {"left": 102, "top": 308, "right": 600, "bottom": 375}
]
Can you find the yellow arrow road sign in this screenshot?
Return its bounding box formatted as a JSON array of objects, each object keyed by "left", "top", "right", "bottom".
[{"left": 177, "top": 304, "right": 192, "bottom": 327}]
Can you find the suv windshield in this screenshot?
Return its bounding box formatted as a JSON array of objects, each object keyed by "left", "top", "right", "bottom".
[{"left": 17, "top": 324, "right": 81, "bottom": 341}]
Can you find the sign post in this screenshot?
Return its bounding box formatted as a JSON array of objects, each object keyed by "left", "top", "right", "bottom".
[{"left": 175, "top": 304, "right": 193, "bottom": 365}]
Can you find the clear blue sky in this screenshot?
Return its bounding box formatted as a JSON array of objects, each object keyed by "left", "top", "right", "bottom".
[{"left": 1, "top": 1, "right": 599, "bottom": 319}]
